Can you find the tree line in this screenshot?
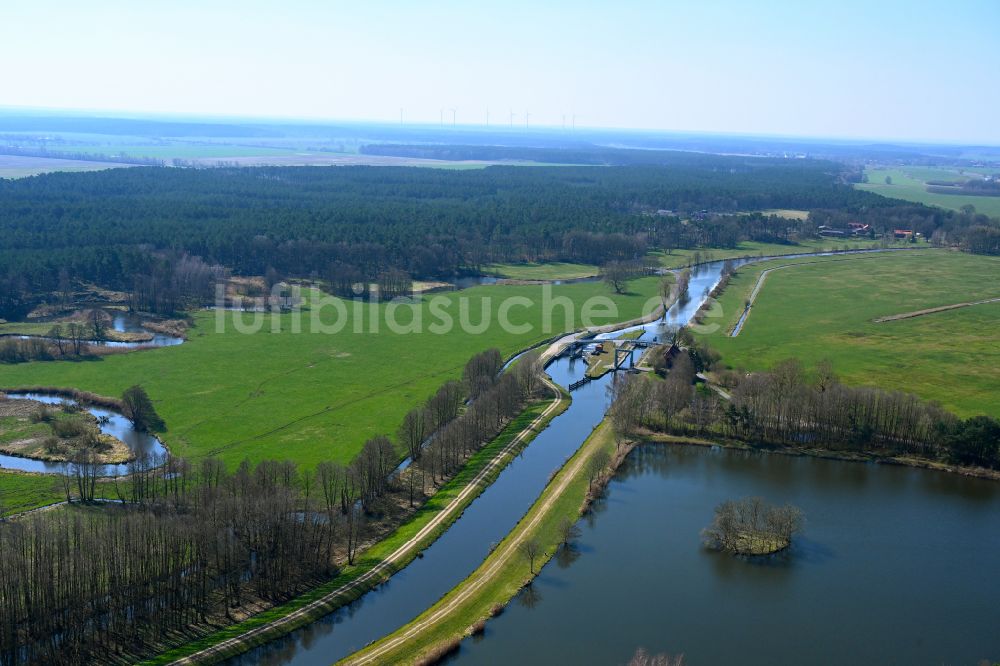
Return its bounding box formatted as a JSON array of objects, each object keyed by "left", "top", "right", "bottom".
[
  {"left": 0, "top": 347, "right": 547, "bottom": 665},
  {"left": 611, "top": 349, "right": 1000, "bottom": 470}
]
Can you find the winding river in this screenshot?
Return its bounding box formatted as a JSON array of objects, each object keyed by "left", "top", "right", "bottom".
[
  {"left": 2, "top": 312, "right": 184, "bottom": 349},
  {"left": 0, "top": 393, "right": 167, "bottom": 475}
]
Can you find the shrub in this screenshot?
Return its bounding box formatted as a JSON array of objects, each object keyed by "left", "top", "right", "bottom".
[{"left": 51, "top": 417, "right": 87, "bottom": 439}]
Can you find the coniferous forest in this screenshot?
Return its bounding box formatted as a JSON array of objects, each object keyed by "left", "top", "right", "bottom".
[{"left": 2, "top": 158, "right": 997, "bottom": 319}]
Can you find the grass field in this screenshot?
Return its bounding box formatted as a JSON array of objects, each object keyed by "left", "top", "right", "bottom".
[
  {"left": 695, "top": 250, "right": 1000, "bottom": 417},
  {"left": 485, "top": 262, "right": 600, "bottom": 281},
  {"left": 480, "top": 238, "right": 887, "bottom": 281},
  {"left": 0, "top": 321, "right": 60, "bottom": 335},
  {"left": 858, "top": 167, "right": 1000, "bottom": 218},
  {"left": 651, "top": 237, "right": 884, "bottom": 270},
  {"left": 0, "top": 470, "right": 62, "bottom": 517},
  {"left": 0, "top": 279, "right": 660, "bottom": 469}
]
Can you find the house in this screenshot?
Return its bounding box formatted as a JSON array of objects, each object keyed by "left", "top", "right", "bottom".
[{"left": 894, "top": 229, "right": 914, "bottom": 239}]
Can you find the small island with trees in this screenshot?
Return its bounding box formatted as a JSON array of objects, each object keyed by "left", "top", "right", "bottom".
[{"left": 702, "top": 496, "right": 804, "bottom": 556}]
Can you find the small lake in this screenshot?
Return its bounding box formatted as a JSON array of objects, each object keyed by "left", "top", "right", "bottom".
[
  {"left": 0, "top": 392, "right": 167, "bottom": 475},
  {"left": 450, "top": 444, "right": 1000, "bottom": 665}
]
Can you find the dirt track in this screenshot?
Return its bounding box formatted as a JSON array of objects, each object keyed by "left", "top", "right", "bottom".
[
  {"left": 873, "top": 297, "right": 1000, "bottom": 323},
  {"left": 169, "top": 376, "right": 565, "bottom": 665},
  {"left": 344, "top": 420, "right": 611, "bottom": 665}
]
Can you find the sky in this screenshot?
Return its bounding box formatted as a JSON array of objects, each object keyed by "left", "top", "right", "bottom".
[{"left": 2, "top": 0, "right": 999, "bottom": 144}]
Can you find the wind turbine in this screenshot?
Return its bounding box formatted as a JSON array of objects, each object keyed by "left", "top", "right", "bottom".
[
  {"left": 486, "top": 108, "right": 490, "bottom": 127},
  {"left": 450, "top": 108, "right": 457, "bottom": 127},
  {"left": 509, "top": 109, "right": 515, "bottom": 128},
  {"left": 524, "top": 110, "right": 530, "bottom": 130}
]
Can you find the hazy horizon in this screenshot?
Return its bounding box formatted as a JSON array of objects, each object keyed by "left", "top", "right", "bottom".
[
  {"left": 4, "top": 104, "right": 1000, "bottom": 149},
  {"left": 2, "top": 1, "right": 999, "bottom": 144}
]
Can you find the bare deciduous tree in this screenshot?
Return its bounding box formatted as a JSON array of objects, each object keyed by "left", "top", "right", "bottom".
[{"left": 519, "top": 537, "right": 543, "bottom": 574}]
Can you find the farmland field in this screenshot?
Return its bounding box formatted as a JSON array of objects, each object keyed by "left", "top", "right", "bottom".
[
  {"left": 651, "top": 237, "right": 885, "bottom": 270},
  {"left": 0, "top": 154, "right": 133, "bottom": 178},
  {"left": 0, "top": 279, "right": 660, "bottom": 469},
  {"left": 695, "top": 250, "right": 1000, "bottom": 417},
  {"left": 487, "top": 240, "right": 887, "bottom": 280},
  {"left": 1, "top": 138, "right": 297, "bottom": 161},
  {"left": 858, "top": 166, "right": 1000, "bottom": 218}
]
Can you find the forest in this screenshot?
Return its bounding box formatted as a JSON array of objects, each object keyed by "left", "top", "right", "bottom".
[
  {"left": 2, "top": 158, "right": 997, "bottom": 319},
  {"left": 0, "top": 157, "right": 926, "bottom": 315}
]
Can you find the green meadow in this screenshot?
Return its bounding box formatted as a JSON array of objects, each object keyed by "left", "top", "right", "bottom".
[
  {"left": 858, "top": 167, "right": 1000, "bottom": 218},
  {"left": 486, "top": 262, "right": 600, "bottom": 281},
  {"left": 0, "top": 279, "right": 660, "bottom": 469},
  {"left": 651, "top": 237, "right": 884, "bottom": 270},
  {"left": 696, "top": 250, "right": 1000, "bottom": 417},
  {"left": 0, "top": 471, "right": 62, "bottom": 517},
  {"left": 484, "top": 240, "right": 884, "bottom": 282}
]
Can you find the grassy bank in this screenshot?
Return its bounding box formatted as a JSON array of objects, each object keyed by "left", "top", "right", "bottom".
[
  {"left": 342, "top": 419, "right": 621, "bottom": 665},
  {"left": 0, "top": 470, "right": 63, "bottom": 517},
  {"left": 643, "top": 432, "right": 1000, "bottom": 482},
  {"left": 0, "top": 279, "right": 658, "bottom": 469},
  {"left": 695, "top": 249, "right": 1000, "bottom": 417},
  {"left": 144, "top": 386, "right": 569, "bottom": 665}
]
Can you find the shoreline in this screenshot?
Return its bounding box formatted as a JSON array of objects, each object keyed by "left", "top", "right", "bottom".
[{"left": 641, "top": 431, "right": 1000, "bottom": 482}]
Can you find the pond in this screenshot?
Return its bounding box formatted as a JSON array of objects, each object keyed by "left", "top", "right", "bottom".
[{"left": 450, "top": 444, "right": 1000, "bottom": 665}]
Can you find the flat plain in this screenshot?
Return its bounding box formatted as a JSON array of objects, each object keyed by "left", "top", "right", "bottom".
[
  {"left": 858, "top": 166, "right": 1000, "bottom": 218},
  {"left": 0, "top": 279, "right": 660, "bottom": 468},
  {"left": 695, "top": 250, "right": 1000, "bottom": 417}
]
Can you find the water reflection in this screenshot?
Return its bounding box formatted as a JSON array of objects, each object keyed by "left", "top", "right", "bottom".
[
  {"left": 555, "top": 543, "right": 583, "bottom": 569},
  {"left": 0, "top": 392, "right": 168, "bottom": 475},
  {"left": 515, "top": 584, "right": 543, "bottom": 610},
  {"left": 451, "top": 443, "right": 1000, "bottom": 665}
]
